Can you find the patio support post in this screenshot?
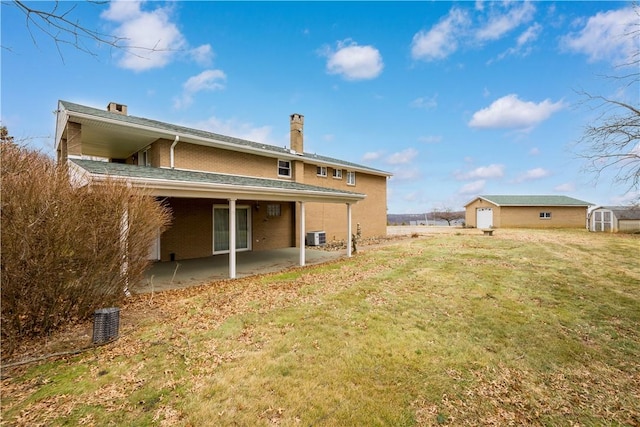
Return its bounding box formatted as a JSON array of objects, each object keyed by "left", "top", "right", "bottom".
[
  {"left": 346, "top": 203, "right": 352, "bottom": 258},
  {"left": 229, "top": 198, "right": 237, "bottom": 279},
  {"left": 299, "top": 201, "right": 306, "bottom": 266},
  {"left": 120, "top": 206, "right": 130, "bottom": 293}
]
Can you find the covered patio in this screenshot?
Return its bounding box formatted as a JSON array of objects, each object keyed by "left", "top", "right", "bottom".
[
  {"left": 71, "top": 159, "right": 364, "bottom": 280},
  {"left": 138, "top": 247, "right": 345, "bottom": 293}
]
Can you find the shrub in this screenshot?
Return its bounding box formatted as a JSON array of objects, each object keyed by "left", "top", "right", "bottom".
[{"left": 1, "top": 142, "right": 171, "bottom": 353}]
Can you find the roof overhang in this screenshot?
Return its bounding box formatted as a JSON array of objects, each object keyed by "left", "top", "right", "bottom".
[
  {"left": 56, "top": 101, "right": 392, "bottom": 178},
  {"left": 69, "top": 161, "right": 366, "bottom": 204}
]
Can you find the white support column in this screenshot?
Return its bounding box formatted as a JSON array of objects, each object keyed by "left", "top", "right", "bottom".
[
  {"left": 299, "top": 201, "right": 306, "bottom": 266},
  {"left": 229, "top": 198, "right": 237, "bottom": 279},
  {"left": 346, "top": 203, "right": 352, "bottom": 258},
  {"left": 120, "top": 206, "right": 131, "bottom": 295}
]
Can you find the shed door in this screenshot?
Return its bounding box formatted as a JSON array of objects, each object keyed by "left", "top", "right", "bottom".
[
  {"left": 593, "top": 210, "right": 612, "bottom": 232},
  {"left": 477, "top": 208, "right": 493, "bottom": 229}
]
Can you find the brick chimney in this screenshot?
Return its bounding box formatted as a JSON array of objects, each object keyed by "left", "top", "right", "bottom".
[
  {"left": 107, "top": 102, "right": 128, "bottom": 115},
  {"left": 290, "top": 113, "right": 304, "bottom": 154}
]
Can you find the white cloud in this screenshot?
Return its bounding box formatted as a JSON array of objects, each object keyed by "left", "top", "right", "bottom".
[
  {"left": 324, "top": 40, "right": 384, "bottom": 80},
  {"left": 459, "top": 180, "right": 486, "bottom": 195},
  {"left": 189, "top": 44, "right": 214, "bottom": 66},
  {"left": 517, "top": 22, "right": 542, "bottom": 46},
  {"left": 184, "top": 69, "right": 226, "bottom": 93},
  {"left": 516, "top": 167, "right": 551, "bottom": 182},
  {"left": 469, "top": 94, "right": 566, "bottom": 130},
  {"left": 174, "top": 69, "right": 226, "bottom": 109},
  {"left": 410, "top": 95, "right": 438, "bottom": 110},
  {"left": 363, "top": 151, "right": 384, "bottom": 161},
  {"left": 561, "top": 6, "right": 638, "bottom": 65},
  {"left": 392, "top": 168, "right": 422, "bottom": 181},
  {"left": 456, "top": 164, "right": 505, "bottom": 180},
  {"left": 529, "top": 147, "right": 540, "bottom": 156},
  {"left": 387, "top": 148, "right": 419, "bottom": 165},
  {"left": 102, "top": 1, "right": 187, "bottom": 71},
  {"left": 190, "top": 116, "right": 275, "bottom": 145},
  {"left": 411, "top": 8, "right": 470, "bottom": 61},
  {"left": 554, "top": 182, "right": 575, "bottom": 192},
  {"left": 492, "top": 22, "right": 542, "bottom": 62},
  {"left": 610, "top": 190, "right": 639, "bottom": 205},
  {"left": 475, "top": 2, "right": 536, "bottom": 42}
]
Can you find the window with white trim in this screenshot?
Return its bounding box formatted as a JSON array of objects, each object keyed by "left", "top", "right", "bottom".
[
  {"left": 332, "top": 169, "right": 342, "bottom": 179},
  {"left": 317, "top": 166, "right": 327, "bottom": 177},
  {"left": 346, "top": 171, "right": 356, "bottom": 185},
  {"left": 278, "top": 159, "right": 291, "bottom": 177},
  {"left": 539, "top": 212, "right": 551, "bottom": 219}
]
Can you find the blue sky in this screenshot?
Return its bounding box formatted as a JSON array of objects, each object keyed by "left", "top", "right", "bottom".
[{"left": 2, "top": 1, "right": 638, "bottom": 213}]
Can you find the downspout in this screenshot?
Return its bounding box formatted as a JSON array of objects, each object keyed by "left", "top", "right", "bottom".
[{"left": 170, "top": 135, "right": 179, "bottom": 168}]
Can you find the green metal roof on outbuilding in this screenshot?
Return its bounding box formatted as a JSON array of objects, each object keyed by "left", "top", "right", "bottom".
[{"left": 467, "top": 195, "right": 593, "bottom": 207}]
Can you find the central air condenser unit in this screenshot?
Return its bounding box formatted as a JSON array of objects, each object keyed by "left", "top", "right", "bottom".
[{"left": 306, "top": 231, "right": 326, "bottom": 246}]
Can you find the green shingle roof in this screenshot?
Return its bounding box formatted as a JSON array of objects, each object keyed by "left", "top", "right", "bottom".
[
  {"left": 478, "top": 195, "right": 593, "bottom": 206},
  {"left": 59, "top": 100, "right": 390, "bottom": 176},
  {"left": 71, "top": 159, "right": 364, "bottom": 199}
]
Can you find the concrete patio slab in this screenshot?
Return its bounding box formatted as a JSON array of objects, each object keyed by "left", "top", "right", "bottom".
[{"left": 137, "top": 248, "right": 345, "bottom": 293}]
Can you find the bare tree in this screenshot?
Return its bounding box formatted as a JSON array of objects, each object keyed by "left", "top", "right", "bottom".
[
  {"left": 5, "top": 1, "right": 165, "bottom": 61},
  {"left": 576, "top": 5, "right": 640, "bottom": 199},
  {"left": 433, "top": 208, "right": 464, "bottom": 226}
]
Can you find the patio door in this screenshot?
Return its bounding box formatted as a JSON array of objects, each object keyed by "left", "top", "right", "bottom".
[{"left": 213, "top": 205, "right": 251, "bottom": 254}]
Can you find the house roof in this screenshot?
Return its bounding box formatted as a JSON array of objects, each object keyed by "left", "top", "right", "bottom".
[
  {"left": 57, "top": 100, "right": 392, "bottom": 177},
  {"left": 466, "top": 195, "right": 593, "bottom": 207},
  {"left": 70, "top": 159, "right": 366, "bottom": 204}
]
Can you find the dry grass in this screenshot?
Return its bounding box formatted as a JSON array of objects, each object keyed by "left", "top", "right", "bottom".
[{"left": 1, "top": 229, "right": 639, "bottom": 426}]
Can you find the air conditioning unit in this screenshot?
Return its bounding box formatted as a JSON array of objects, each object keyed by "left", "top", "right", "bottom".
[{"left": 306, "top": 231, "right": 326, "bottom": 246}]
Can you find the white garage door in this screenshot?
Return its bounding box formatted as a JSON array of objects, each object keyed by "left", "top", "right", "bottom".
[{"left": 477, "top": 208, "right": 493, "bottom": 229}]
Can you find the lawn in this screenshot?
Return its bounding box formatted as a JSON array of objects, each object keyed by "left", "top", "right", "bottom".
[{"left": 1, "top": 229, "right": 639, "bottom": 426}]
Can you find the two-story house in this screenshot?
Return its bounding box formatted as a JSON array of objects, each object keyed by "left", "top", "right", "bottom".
[{"left": 55, "top": 101, "right": 391, "bottom": 278}]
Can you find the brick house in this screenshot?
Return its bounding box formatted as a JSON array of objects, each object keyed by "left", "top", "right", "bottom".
[
  {"left": 55, "top": 101, "right": 391, "bottom": 278},
  {"left": 465, "top": 195, "right": 593, "bottom": 229}
]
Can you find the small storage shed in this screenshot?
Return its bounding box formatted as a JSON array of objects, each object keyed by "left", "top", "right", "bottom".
[
  {"left": 589, "top": 206, "right": 640, "bottom": 233},
  {"left": 465, "top": 195, "right": 593, "bottom": 229}
]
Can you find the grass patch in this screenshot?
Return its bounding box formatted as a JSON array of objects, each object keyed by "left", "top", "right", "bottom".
[{"left": 2, "top": 229, "right": 639, "bottom": 425}]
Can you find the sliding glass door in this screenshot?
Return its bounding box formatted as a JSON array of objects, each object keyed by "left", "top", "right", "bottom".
[{"left": 213, "top": 206, "right": 251, "bottom": 253}]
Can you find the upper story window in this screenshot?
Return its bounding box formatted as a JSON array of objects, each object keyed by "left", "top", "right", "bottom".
[
  {"left": 539, "top": 212, "right": 551, "bottom": 219},
  {"left": 317, "top": 166, "right": 327, "bottom": 177},
  {"left": 347, "top": 171, "right": 356, "bottom": 186},
  {"left": 332, "top": 169, "right": 343, "bottom": 179},
  {"left": 278, "top": 159, "right": 291, "bottom": 178}
]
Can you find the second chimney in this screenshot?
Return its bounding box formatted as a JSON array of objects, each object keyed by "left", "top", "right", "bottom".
[
  {"left": 290, "top": 113, "right": 304, "bottom": 154},
  {"left": 107, "top": 102, "right": 128, "bottom": 115}
]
